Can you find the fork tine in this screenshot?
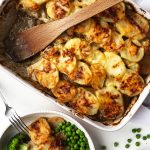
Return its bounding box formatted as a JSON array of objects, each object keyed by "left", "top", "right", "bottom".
[
  {"left": 9, "top": 118, "right": 24, "bottom": 134},
  {"left": 10, "top": 116, "right": 29, "bottom": 135},
  {"left": 14, "top": 111, "right": 30, "bottom": 131},
  {"left": 13, "top": 114, "right": 29, "bottom": 134}
]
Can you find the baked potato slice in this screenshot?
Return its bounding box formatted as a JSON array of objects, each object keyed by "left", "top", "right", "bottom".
[
  {"left": 68, "top": 61, "right": 92, "bottom": 85},
  {"left": 72, "top": 87, "right": 99, "bottom": 115},
  {"left": 51, "top": 80, "right": 77, "bottom": 103},
  {"left": 96, "top": 87, "right": 124, "bottom": 120},
  {"left": 27, "top": 58, "right": 59, "bottom": 89},
  {"left": 117, "top": 70, "right": 145, "bottom": 97},
  {"left": 104, "top": 52, "right": 126, "bottom": 77}
]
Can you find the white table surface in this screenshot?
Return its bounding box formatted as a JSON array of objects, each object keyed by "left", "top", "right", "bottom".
[{"left": 0, "top": 0, "right": 150, "bottom": 150}]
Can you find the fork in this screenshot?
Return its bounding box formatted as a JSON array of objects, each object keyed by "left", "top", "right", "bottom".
[{"left": 0, "top": 90, "right": 29, "bottom": 135}]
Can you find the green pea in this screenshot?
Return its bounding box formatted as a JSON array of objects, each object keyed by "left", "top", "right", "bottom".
[
  {"left": 137, "top": 128, "right": 142, "bottom": 133},
  {"left": 72, "top": 132, "right": 76, "bottom": 136},
  {"left": 74, "top": 144, "right": 78, "bottom": 149},
  {"left": 143, "top": 136, "right": 147, "bottom": 140},
  {"left": 147, "top": 134, "right": 150, "bottom": 139},
  {"left": 83, "top": 137, "right": 87, "bottom": 142},
  {"left": 73, "top": 141, "right": 77, "bottom": 145},
  {"left": 62, "top": 125, "right": 65, "bottom": 129},
  {"left": 74, "top": 135, "right": 78, "bottom": 140},
  {"left": 76, "top": 129, "right": 81, "bottom": 134},
  {"left": 70, "top": 137, "right": 74, "bottom": 140},
  {"left": 125, "top": 144, "right": 130, "bottom": 148},
  {"left": 67, "top": 132, "right": 72, "bottom": 136},
  {"left": 114, "top": 142, "right": 119, "bottom": 147},
  {"left": 100, "top": 145, "right": 107, "bottom": 150},
  {"left": 127, "top": 139, "right": 132, "bottom": 143},
  {"left": 136, "top": 134, "right": 141, "bottom": 139},
  {"left": 135, "top": 142, "right": 140, "bottom": 147},
  {"left": 132, "top": 128, "right": 137, "bottom": 133},
  {"left": 66, "top": 122, "right": 71, "bottom": 126},
  {"left": 71, "top": 124, "right": 76, "bottom": 128},
  {"left": 80, "top": 142, "right": 85, "bottom": 147}
]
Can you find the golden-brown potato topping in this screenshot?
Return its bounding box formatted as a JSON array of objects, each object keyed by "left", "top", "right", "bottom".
[
  {"left": 27, "top": 58, "right": 59, "bottom": 89},
  {"left": 46, "top": 0, "right": 72, "bottom": 19},
  {"left": 96, "top": 87, "right": 124, "bottom": 120},
  {"left": 85, "top": 20, "right": 112, "bottom": 47},
  {"left": 57, "top": 49, "right": 77, "bottom": 75},
  {"left": 120, "top": 40, "right": 144, "bottom": 62},
  {"left": 47, "top": 117, "right": 65, "bottom": 128},
  {"left": 68, "top": 61, "right": 92, "bottom": 85},
  {"left": 64, "top": 38, "right": 91, "bottom": 60},
  {"left": 104, "top": 31, "right": 124, "bottom": 52},
  {"left": 19, "top": 0, "right": 39, "bottom": 10},
  {"left": 115, "top": 17, "right": 145, "bottom": 40},
  {"left": 117, "top": 70, "right": 145, "bottom": 97},
  {"left": 51, "top": 80, "right": 77, "bottom": 103},
  {"left": 29, "top": 118, "right": 51, "bottom": 145},
  {"left": 104, "top": 52, "right": 126, "bottom": 77},
  {"left": 98, "top": 2, "right": 125, "bottom": 23},
  {"left": 90, "top": 64, "right": 106, "bottom": 89},
  {"left": 42, "top": 45, "right": 61, "bottom": 65},
  {"left": 84, "top": 47, "right": 106, "bottom": 67},
  {"left": 72, "top": 87, "right": 99, "bottom": 115}
]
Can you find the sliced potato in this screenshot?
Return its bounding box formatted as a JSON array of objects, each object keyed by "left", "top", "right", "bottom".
[
  {"left": 90, "top": 64, "right": 106, "bottom": 89},
  {"left": 51, "top": 80, "right": 77, "bottom": 103},
  {"left": 124, "top": 59, "right": 140, "bottom": 73},
  {"left": 70, "top": 18, "right": 94, "bottom": 35},
  {"left": 42, "top": 45, "right": 62, "bottom": 64},
  {"left": 105, "top": 76, "right": 117, "bottom": 88},
  {"left": 85, "top": 19, "right": 112, "bottom": 46},
  {"left": 72, "top": 87, "right": 99, "bottom": 115},
  {"left": 117, "top": 70, "right": 145, "bottom": 97},
  {"left": 27, "top": 58, "right": 59, "bottom": 89},
  {"left": 57, "top": 49, "right": 77, "bottom": 75},
  {"left": 96, "top": 87, "right": 124, "bottom": 120},
  {"left": 85, "top": 48, "right": 106, "bottom": 67},
  {"left": 46, "top": 0, "right": 72, "bottom": 19},
  {"left": 64, "top": 38, "right": 91, "bottom": 60},
  {"left": 47, "top": 117, "right": 65, "bottom": 128},
  {"left": 29, "top": 118, "right": 51, "bottom": 145},
  {"left": 99, "top": 2, "right": 125, "bottom": 23},
  {"left": 120, "top": 40, "right": 144, "bottom": 62},
  {"left": 104, "top": 31, "right": 125, "bottom": 52},
  {"left": 115, "top": 17, "right": 143, "bottom": 40},
  {"left": 32, "top": 0, "right": 48, "bottom": 5},
  {"left": 131, "top": 12, "right": 149, "bottom": 34},
  {"left": 69, "top": 61, "right": 92, "bottom": 85},
  {"left": 104, "top": 52, "right": 126, "bottom": 77},
  {"left": 19, "top": 0, "right": 39, "bottom": 10}
]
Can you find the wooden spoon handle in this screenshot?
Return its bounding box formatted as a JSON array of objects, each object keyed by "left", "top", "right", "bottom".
[{"left": 47, "top": 0, "right": 123, "bottom": 30}]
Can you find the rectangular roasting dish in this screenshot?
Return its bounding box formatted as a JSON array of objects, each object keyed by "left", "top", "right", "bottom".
[{"left": 0, "top": 0, "right": 150, "bottom": 131}]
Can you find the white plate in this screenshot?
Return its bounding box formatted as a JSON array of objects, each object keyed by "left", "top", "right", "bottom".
[{"left": 0, "top": 111, "right": 95, "bottom": 150}]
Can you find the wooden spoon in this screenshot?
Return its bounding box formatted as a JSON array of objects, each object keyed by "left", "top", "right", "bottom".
[{"left": 9, "top": 0, "right": 122, "bottom": 62}]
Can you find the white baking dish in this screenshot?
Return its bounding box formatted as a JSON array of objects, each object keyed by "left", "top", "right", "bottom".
[{"left": 0, "top": 0, "right": 149, "bottom": 131}]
